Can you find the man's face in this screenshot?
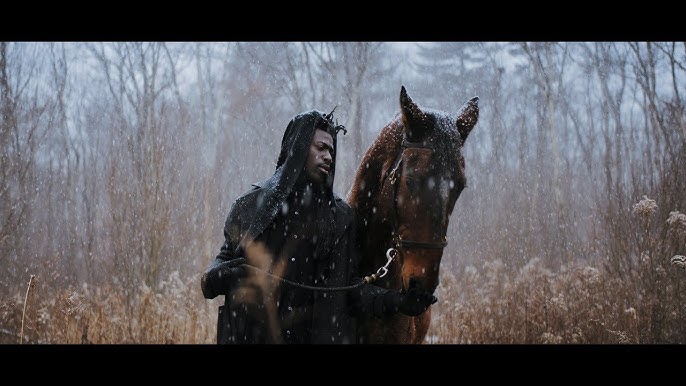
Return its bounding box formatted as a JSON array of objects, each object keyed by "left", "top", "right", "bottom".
[{"left": 305, "top": 129, "right": 334, "bottom": 185}]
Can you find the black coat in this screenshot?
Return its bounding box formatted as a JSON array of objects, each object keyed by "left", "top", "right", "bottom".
[{"left": 201, "top": 110, "right": 389, "bottom": 344}]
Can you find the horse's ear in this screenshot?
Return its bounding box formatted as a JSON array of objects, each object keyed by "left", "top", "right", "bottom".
[
  {"left": 400, "top": 85, "right": 428, "bottom": 141},
  {"left": 456, "top": 96, "right": 479, "bottom": 142}
]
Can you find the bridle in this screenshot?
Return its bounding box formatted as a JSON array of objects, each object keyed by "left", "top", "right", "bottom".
[
  {"left": 384, "top": 136, "right": 449, "bottom": 254},
  {"left": 323, "top": 136, "right": 451, "bottom": 286}
]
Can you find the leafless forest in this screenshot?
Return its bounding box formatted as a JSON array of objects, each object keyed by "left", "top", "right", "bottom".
[{"left": 0, "top": 42, "right": 684, "bottom": 344}]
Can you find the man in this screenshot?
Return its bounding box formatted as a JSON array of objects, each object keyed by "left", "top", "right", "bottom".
[{"left": 201, "top": 109, "right": 436, "bottom": 344}]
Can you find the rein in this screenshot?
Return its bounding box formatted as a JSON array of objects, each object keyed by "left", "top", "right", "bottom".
[{"left": 240, "top": 248, "right": 396, "bottom": 292}]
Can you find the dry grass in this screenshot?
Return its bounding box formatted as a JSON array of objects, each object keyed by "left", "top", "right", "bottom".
[
  {"left": 2, "top": 260, "right": 683, "bottom": 344},
  {"left": 429, "top": 197, "right": 686, "bottom": 344},
  {"left": 430, "top": 260, "right": 642, "bottom": 343},
  {"left": 0, "top": 271, "right": 218, "bottom": 344},
  {"left": 1, "top": 198, "right": 684, "bottom": 344}
]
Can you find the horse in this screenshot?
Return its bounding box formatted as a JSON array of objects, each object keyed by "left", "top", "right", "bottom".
[{"left": 347, "top": 86, "right": 479, "bottom": 344}]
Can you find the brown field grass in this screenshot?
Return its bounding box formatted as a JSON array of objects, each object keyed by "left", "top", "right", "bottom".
[
  {"left": 430, "top": 257, "right": 685, "bottom": 344},
  {"left": 2, "top": 260, "right": 683, "bottom": 344},
  {"left": 429, "top": 198, "right": 686, "bottom": 344},
  {"left": 1, "top": 271, "right": 218, "bottom": 344},
  {"left": 2, "top": 202, "right": 684, "bottom": 344}
]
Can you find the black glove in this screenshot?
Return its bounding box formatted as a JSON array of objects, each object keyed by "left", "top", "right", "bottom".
[
  {"left": 201, "top": 258, "right": 248, "bottom": 298},
  {"left": 383, "top": 287, "right": 438, "bottom": 317}
]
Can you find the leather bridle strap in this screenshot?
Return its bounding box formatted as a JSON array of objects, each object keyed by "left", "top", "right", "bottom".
[
  {"left": 385, "top": 138, "right": 449, "bottom": 251},
  {"left": 395, "top": 235, "right": 448, "bottom": 249}
]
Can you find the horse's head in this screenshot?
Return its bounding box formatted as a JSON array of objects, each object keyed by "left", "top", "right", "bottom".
[{"left": 383, "top": 86, "right": 479, "bottom": 294}]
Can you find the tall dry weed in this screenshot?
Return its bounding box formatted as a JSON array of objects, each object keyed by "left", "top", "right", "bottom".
[
  {"left": 429, "top": 195, "right": 685, "bottom": 344},
  {"left": 2, "top": 196, "right": 683, "bottom": 344},
  {"left": 0, "top": 271, "right": 217, "bottom": 344}
]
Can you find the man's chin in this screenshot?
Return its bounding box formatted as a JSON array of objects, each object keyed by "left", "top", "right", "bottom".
[{"left": 306, "top": 174, "right": 326, "bottom": 186}]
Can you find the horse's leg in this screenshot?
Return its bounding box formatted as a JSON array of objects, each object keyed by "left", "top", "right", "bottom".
[
  {"left": 358, "top": 309, "right": 432, "bottom": 344},
  {"left": 412, "top": 308, "right": 432, "bottom": 344},
  {"left": 359, "top": 316, "right": 414, "bottom": 344},
  {"left": 358, "top": 318, "right": 388, "bottom": 344},
  {"left": 381, "top": 314, "right": 427, "bottom": 344}
]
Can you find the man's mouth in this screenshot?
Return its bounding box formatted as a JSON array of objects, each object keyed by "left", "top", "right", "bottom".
[{"left": 319, "top": 165, "right": 330, "bottom": 175}]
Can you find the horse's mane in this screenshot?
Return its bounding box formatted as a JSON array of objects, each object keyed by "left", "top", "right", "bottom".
[{"left": 347, "top": 115, "right": 403, "bottom": 220}]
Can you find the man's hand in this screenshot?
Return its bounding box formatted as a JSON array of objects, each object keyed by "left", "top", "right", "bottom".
[
  {"left": 383, "top": 287, "right": 438, "bottom": 317},
  {"left": 201, "top": 258, "right": 248, "bottom": 298}
]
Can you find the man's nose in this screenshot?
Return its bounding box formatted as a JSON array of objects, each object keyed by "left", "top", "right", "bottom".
[{"left": 322, "top": 151, "right": 332, "bottom": 163}]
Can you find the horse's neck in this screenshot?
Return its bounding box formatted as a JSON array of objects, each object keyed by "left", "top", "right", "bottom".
[{"left": 354, "top": 123, "right": 405, "bottom": 290}]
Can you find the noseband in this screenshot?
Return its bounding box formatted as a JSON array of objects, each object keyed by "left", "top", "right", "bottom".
[{"left": 384, "top": 137, "right": 449, "bottom": 251}]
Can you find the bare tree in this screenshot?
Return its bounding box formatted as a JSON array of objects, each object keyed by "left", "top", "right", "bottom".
[
  {"left": 520, "top": 42, "right": 573, "bottom": 267},
  {"left": 0, "top": 43, "right": 54, "bottom": 296},
  {"left": 86, "top": 42, "right": 187, "bottom": 295},
  {"left": 222, "top": 42, "right": 396, "bottom": 196}
]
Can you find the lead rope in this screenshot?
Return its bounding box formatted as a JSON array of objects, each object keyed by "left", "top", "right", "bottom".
[{"left": 240, "top": 247, "right": 396, "bottom": 292}]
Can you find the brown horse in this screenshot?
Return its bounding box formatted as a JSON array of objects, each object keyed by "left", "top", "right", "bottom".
[{"left": 347, "top": 86, "right": 479, "bottom": 343}]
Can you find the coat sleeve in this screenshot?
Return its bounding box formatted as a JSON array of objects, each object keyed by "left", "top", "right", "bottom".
[
  {"left": 201, "top": 199, "right": 244, "bottom": 299},
  {"left": 344, "top": 209, "right": 393, "bottom": 319}
]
